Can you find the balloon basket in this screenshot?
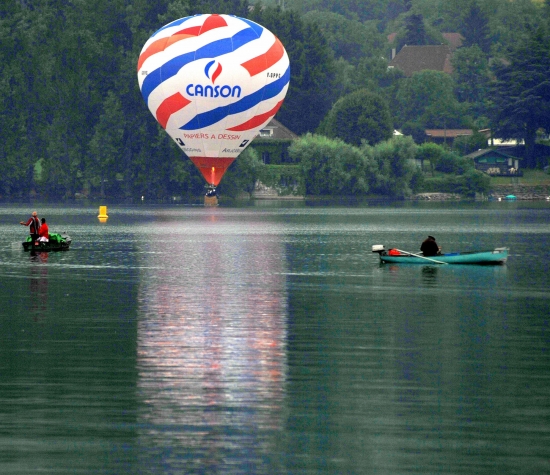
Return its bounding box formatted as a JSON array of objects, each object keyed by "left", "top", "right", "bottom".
[{"left": 204, "top": 195, "right": 218, "bottom": 207}]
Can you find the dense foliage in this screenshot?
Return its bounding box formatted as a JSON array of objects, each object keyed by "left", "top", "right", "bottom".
[
  {"left": 290, "top": 134, "right": 425, "bottom": 198},
  {"left": 319, "top": 89, "right": 393, "bottom": 146},
  {"left": 1, "top": 0, "right": 549, "bottom": 199},
  {"left": 489, "top": 24, "right": 550, "bottom": 168}
]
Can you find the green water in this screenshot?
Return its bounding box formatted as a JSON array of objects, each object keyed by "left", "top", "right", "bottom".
[{"left": 0, "top": 202, "right": 549, "bottom": 474}]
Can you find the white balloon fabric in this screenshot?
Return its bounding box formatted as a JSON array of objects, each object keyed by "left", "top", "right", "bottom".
[{"left": 137, "top": 14, "right": 290, "bottom": 186}]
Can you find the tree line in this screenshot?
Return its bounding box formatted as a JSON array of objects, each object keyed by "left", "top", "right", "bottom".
[{"left": 1, "top": 0, "right": 549, "bottom": 200}]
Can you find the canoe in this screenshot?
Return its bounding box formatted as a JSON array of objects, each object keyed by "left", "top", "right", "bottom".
[
  {"left": 22, "top": 233, "right": 71, "bottom": 252},
  {"left": 372, "top": 245, "right": 508, "bottom": 265}
]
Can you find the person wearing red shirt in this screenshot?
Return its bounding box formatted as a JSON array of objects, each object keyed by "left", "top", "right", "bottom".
[
  {"left": 20, "top": 211, "right": 40, "bottom": 243},
  {"left": 38, "top": 218, "right": 49, "bottom": 242}
]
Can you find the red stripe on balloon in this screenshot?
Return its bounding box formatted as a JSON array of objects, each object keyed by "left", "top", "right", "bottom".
[
  {"left": 156, "top": 93, "right": 191, "bottom": 129},
  {"left": 211, "top": 63, "right": 222, "bottom": 84},
  {"left": 137, "top": 37, "right": 170, "bottom": 72},
  {"left": 240, "top": 38, "right": 284, "bottom": 77},
  {"left": 227, "top": 101, "right": 283, "bottom": 132},
  {"left": 138, "top": 15, "right": 228, "bottom": 71},
  {"left": 198, "top": 14, "right": 228, "bottom": 34},
  {"left": 176, "top": 25, "right": 201, "bottom": 36}
]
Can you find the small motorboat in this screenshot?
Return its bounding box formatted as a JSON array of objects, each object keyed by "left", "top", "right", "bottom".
[
  {"left": 372, "top": 245, "right": 508, "bottom": 265},
  {"left": 22, "top": 233, "right": 71, "bottom": 252}
]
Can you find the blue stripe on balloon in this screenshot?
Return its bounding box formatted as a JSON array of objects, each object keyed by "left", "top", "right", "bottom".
[
  {"left": 141, "top": 27, "right": 260, "bottom": 104},
  {"left": 230, "top": 26, "right": 261, "bottom": 49},
  {"left": 180, "top": 65, "right": 290, "bottom": 130},
  {"left": 151, "top": 16, "right": 193, "bottom": 38},
  {"left": 233, "top": 17, "right": 264, "bottom": 38}
]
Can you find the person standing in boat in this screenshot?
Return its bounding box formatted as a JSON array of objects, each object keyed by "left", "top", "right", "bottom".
[
  {"left": 38, "top": 218, "right": 49, "bottom": 242},
  {"left": 420, "top": 235, "right": 441, "bottom": 256},
  {"left": 20, "top": 211, "right": 40, "bottom": 244}
]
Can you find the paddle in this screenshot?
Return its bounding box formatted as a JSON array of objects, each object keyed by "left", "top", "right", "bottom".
[{"left": 394, "top": 248, "right": 448, "bottom": 265}]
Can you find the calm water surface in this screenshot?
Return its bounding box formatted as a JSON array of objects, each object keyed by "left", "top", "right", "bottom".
[{"left": 0, "top": 201, "right": 549, "bottom": 474}]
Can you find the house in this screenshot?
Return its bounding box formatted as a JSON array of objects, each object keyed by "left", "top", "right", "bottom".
[
  {"left": 425, "top": 129, "right": 476, "bottom": 147},
  {"left": 250, "top": 118, "right": 298, "bottom": 164},
  {"left": 464, "top": 149, "right": 522, "bottom": 176},
  {"left": 388, "top": 45, "right": 453, "bottom": 77},
  {"left": 388, "top": 32, "right": 463, "bottom": 60},
  {"left": 248, "top": 119, "right": 303, "bottom": 198}
]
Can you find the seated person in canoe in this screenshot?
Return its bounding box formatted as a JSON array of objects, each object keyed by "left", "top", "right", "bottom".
[{"left": 420, "top": 236, "right": 441, "bottom": 256}]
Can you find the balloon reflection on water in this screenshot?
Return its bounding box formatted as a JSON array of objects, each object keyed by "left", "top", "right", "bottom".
[{"left": 135, "top": 220, "right": 288, "bottom": 464}]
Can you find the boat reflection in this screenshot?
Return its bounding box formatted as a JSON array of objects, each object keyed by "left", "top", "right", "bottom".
[
  {"left": 135, "top": 216, "right": 288, "bottom": 469},
  {"left": 30, "top": 252, "right": 48, "bottom": 321},
  {"left": 421, "top": 265, "right": 438, "bottom": 285}
]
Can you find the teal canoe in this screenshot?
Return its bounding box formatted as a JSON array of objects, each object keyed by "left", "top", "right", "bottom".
[{"left": 372, "top": 245, "right": 508, "bottom": 265}]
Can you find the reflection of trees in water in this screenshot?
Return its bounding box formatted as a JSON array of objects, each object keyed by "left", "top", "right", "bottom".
[
  {"left": 30, "top": 253, "right": 49, "bottom": 321},
  {"left": 135, "top": 232, "right": 288, "bottom": 470}
]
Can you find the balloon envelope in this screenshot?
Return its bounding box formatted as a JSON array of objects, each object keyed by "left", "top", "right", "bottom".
[{"left": 137, "top": 14, "right": 290, "bottom": 186}]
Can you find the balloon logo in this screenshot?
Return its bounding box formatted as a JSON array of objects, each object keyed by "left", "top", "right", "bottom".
[{"left": 137, "top": 14, "right": 291, "bottom": 190}]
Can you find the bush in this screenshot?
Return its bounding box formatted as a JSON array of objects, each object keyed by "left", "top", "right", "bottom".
[
  {"left": 420, "top": 169, "right": 490, "bottom": 196},
  {"left": 435, "top": 151, "right": 475, "bottom": 174},
  {"left": 290, "top": 134, "right": 376, "bottom": 196},
  {"left": 453, "top": 131, "right": 488, "bottom": 155},
  {"left": 258, "top": 165, "right": 304, "bottom": 196},
  {"left": 219, "top": 147, "right": 265, "bottom": 197},
  {"left": 402, "top": 121, "right": 427, "bottom": 144}
]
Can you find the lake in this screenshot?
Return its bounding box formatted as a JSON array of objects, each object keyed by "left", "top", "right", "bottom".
[{"left": 1, "top": 201, "right": 549, "bottom": 474}]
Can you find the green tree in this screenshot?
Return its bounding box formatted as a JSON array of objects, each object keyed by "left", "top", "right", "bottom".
[
  {"left": 321, "top": 89, "right": 393, "bottom": 147},
  {"left": 453, "top": 131, "right": 488, "bottom": 156},
  {"left": 435, "top": 150, "right": 474, "bottom": 174},
  {"left": 187, "top": 0, "right": 247, "bottom": 17},
  {"left": 290, "top": 134, "right": 376, "bottom": 196},
  {"left": 249, "top": 4, "right": 337, "bottom": 134},
  {"left": 89, "top": 92, "right": 125, "bottom": 197},
  {"left": 219, "top": 147, "right": 265, "bottom": 197},
  {"left": 415, "top": 142, "right": 444, "bottom": 175},
  {"left": 367, "top": 135, "right": 420, "bottom": 198},
  {"left": 451, "top": 45, "right": 491, "bottom": 118},
  {"left": 289, "top": 0, "right": 388, "bottom": 22},
  {"left": 394, "top": 12, "right": 442, "bottom": 52},
  {"left": 302, "top": 11, "right": 385, "bottom": 64},
  {"left": 396, "top": 70, "right": 464, "bottom": 130},
  {"left": 490, "top": 25, "right": 550, "bottom": 168},
  {"left": 460, "top": 3, "right": 491, "bottom": 54}
]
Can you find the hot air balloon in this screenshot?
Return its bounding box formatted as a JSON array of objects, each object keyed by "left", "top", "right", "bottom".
[{"left": 137, "top": 14, "right": 290, "bottom": 199}]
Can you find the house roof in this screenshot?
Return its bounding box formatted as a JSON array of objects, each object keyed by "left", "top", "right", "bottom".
[
  {"left": 389, "top": 45, "right": 453, "bottom": 77},
  {"left": 425, "top": 129, "right": 473, "bottom": 138},
  {"left": 442, "top": 33, "right": 464, "bottom": 51},
  {"left": 259, "top": 118, "right": 298, "bottom": 140},
  {"left": 464, "top": 148, "right": 514, "bottom": 159},
  {"left": 387, "top": 33, "right": 464, "bottom": 51}
]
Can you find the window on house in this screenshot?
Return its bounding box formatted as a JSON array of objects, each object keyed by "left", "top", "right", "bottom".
[
  {"left": 262, "top": 151, "right": 271, "bottom": 164},
  {"left": 260, "top": 129, "right": 273, "bottom": 137}
]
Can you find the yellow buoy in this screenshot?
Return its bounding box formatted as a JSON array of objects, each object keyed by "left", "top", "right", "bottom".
[{"left": 98, "top": 205, "right": 108, "bottom": 222}]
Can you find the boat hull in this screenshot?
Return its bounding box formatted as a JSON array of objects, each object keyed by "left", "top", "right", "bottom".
[
  {"left": 378, "top": 248, "right": 508, "bottom": 265},
  {"left": 22, "top": 233, "right": 71, "bottom": 252}
]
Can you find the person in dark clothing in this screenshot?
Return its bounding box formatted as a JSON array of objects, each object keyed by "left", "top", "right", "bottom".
[
  {"left": 420, "top": 235, "right": 441, "bottom": 257},
  {"left": 20, "top": 211, "right": 40, "bottom": 244}
]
